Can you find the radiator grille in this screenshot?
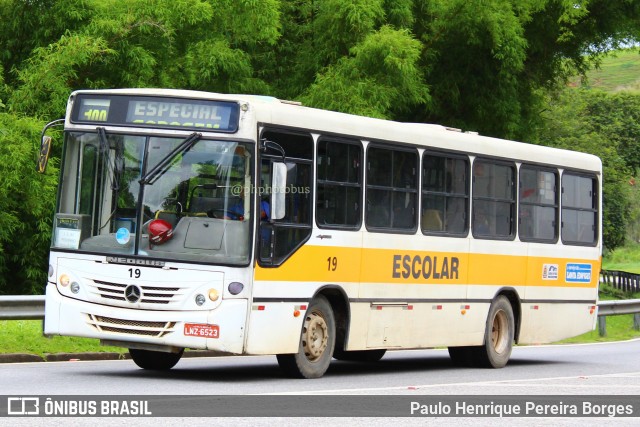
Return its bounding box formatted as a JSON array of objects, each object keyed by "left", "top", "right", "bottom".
[
  {"left": 90, "top": 279, "right": 182, "bottom": 305},
  {"left": 86, "top": 314, "right": 176, "bottom": 338}
]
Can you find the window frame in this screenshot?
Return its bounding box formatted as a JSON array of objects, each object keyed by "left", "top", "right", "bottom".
[
  {"left": 315, "top": 137, "right": 363, "bottom": 230},
  {"left": 421, "top": 150, "right": 470, "bottom": 237},
  {"left": 471, "top": 158, "right": 517, "bottom": 241},
  {"left": 257, "top": 127, "right": 314, "bottom": 267},
  {"left": 560, "top": 171, "right": 599, "bottom": 247},
  {"left": 518, "top": 164, "right": 559, "bottom": 244},
  {"left": 365, "top": 143, "right": 419, "bottom": 233}
]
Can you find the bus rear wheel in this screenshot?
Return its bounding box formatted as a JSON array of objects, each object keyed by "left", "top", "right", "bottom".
[
  {"left": 276, "top": 295, "right": 336, "bottom": 379},
  {"left": 476, "top": 296, "right": 514, "bottom": 368},
  {"left": 129, "top": 348, "right": 184, "bottom": 370}
]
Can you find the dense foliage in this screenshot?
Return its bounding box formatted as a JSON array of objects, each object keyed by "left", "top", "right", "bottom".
[
  {"left": 535, "top": 89, "right": 640, "bottom": 252},
  {"left": 0, "top": 0, "right": 638, "bottom": 294}
]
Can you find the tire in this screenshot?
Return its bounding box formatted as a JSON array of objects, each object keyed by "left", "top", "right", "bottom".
[
  {"left": 129, "top": 348, "right": 184, "bottom": 370},
  {"left": 333, "top": 349, "right": 386, "bottom": 362},
  {"left": 475, "top": 295, "right": 515, "bottom": 368},
  {"left": 447, "top": 346, "right": 475, "bottom": 367},
  {"left": 276, "top": 295, "right": 336, "bottom": 378}
]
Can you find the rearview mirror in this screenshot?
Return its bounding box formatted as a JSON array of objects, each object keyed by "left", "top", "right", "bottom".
[{"left": 36, "top": 136, "right": 52, "bottom": 173}]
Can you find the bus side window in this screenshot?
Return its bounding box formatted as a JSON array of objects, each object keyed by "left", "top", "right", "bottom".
[
  {"left": 316, "top": 138, "right": 362, "bottom": 229},
  {"left": 366, "top": 146, "right": 418, "bottom": 232},
  {"left": 472, "top": 159, "right": 516, "bottom": 239},
  {"left": 561, "top": 173, "right": 597, "bottom": 245},
  {"left": 422, "top": 152, "right": 469, "bottom": 236}
]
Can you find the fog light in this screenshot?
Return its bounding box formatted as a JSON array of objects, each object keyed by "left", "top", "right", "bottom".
[
  {"left": 208, "top": 289, "right": 219, "bottom": 301},
  {"left": 195, "top": 294, "right": 206, "bottom": 306},
  {"left": 59, "top": 274, "right": 70, "bottom": 287},
  {"left": 228, "top": 282, "right": 244, "bottom": 295},
  {"left": 70, "top": 282, "right": 80, "bottom": 294}
]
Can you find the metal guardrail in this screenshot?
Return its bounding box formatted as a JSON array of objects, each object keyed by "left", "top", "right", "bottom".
[
  {"left": 597, "top": 298, "right": 640, "bottom": 316},
  {"left": 596, "top": 299, "right": 640, "bottom": 336},
  {"left": 1, "top": 294, "right": 638, "bottom": 321},
  {"left": 0, "top": 295, "right": 45, "bottom": 320},
  {"left": 600, "top": 269, "right": 640, "bottom": 293}
]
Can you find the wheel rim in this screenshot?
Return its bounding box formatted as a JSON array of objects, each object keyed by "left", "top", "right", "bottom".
[
  {"left": 491, "top": 309, "right": 509, "bottom": 354},
  {"left": 302, "top": 310, "right": 328, "bottom": 362}
]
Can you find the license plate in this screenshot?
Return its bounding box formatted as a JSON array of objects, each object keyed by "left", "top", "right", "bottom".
[{"left": 184, "top": 323, "right": 219, "bottom": 338}]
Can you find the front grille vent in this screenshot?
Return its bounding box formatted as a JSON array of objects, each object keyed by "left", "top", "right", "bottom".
[
  {"left": 86, "top": 314, "right": 176, "bottom": 338},
  {"left": 90, "top": 280, "right": 181, "bottom": 305}
]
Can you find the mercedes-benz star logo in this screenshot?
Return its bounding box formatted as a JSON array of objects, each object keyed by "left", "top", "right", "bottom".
[{"left": 124, "top": 285, "right": 142, "bottom": 303}]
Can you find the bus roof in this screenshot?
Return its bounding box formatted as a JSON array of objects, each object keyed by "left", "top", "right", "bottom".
[{"left": 69, "top": 88, "right": 602, "bottom": 173}]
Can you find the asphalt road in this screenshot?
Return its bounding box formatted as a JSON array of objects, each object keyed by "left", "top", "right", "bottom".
[
  {"left": 1, "top": 340, "right": 639, "bottom": 395},
  {"left": 2, "top": 340, "right": 639, "bottom": 426}
]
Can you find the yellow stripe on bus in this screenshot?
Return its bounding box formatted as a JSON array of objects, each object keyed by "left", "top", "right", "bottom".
[{"left": 255, "top": 245, "right": 600, "bottom": 288}]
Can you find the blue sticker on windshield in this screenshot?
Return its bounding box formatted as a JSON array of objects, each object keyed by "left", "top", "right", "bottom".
[
  {"left": 115, "top": 227, "right": 131, "bottom": 245},
  {"left": 565, "top": 263, "right": 592, "bottom": 283}
]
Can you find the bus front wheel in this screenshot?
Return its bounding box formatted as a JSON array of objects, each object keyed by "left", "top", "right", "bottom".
[
  {"left": 276, "top": 295, "right": 336, "bottom": 379},
  {"left": 129, "top": 348, "right": 184, "bottom": 370}
]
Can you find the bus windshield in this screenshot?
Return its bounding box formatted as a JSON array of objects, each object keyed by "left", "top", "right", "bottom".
[{"left": 53, "top": 130, "right": 253, "bottom": 265}]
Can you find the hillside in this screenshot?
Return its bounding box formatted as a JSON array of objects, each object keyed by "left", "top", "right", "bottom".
[{"left": 572, "top": 49, "right": 640, "bottom": 92}]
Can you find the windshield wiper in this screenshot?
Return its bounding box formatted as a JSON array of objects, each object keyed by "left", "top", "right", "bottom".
[
  {"left": 97, "top": 127, "right": 124, "bottom": 191},
  {"left": 139, "top": 132, "right": 202, "bottom": 185}
]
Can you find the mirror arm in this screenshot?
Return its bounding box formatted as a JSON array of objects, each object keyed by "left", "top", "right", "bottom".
[{"left": 260, "top": 138, "right": 285, "bottom": 161}]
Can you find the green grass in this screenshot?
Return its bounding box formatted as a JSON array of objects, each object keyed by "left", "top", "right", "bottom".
[
  {"left": 0, "top": 320, "right": 125, "bottom": 357},
  {"left": 602, "top": 244, "right": 640, "bottom": 273},
  {"left": 559, "top": 314, "right": 640, "bottom": 344},
  {"left": 571, "top": 48, "right": 640, "bottom": 93}
]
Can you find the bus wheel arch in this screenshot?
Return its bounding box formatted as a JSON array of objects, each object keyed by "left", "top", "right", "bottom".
[
  {"left": 495, "top": 288, "right": 521, "bottom": 344},
  {"left": 448, "top": 290, "right": 520, "bottom": 367},
  {"left": 316, "top": 287, "right": 386, "bottom": 362},
  {"left": 318, "top": 286, "right": 350, "bottom": 358}
]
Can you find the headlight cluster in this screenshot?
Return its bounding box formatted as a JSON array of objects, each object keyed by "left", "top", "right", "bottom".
[{"left": 58, "top": 273, "right": 81, "bottom": 294}]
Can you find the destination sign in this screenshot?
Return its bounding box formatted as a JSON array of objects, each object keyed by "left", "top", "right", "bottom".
[{"left": 71, "top": 93, "right": 239, "bottom": 132}]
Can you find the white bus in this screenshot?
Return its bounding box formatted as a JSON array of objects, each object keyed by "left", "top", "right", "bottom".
[{"left": 41, "top": 89, "right": 602, "bottom": 378}]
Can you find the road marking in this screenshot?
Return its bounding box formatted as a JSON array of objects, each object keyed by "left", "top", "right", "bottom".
[{"left": 258, "top": 371, "right": 640, "bottom": 395}]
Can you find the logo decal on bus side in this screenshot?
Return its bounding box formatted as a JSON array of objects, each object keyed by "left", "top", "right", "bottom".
[
  {"left": 565, "top": 263, "right": 592, "bottom": 283},
  {"left": 542, "top": 264, "right": 559, "bottom": 280}
]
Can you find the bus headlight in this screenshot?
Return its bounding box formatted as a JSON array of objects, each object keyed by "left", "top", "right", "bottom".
[
  {"left": 70, "top": 282, "right": 80, "bottom": 294},
  {"left": 59, "top": 274, "right": 70, "bottom": 287}
]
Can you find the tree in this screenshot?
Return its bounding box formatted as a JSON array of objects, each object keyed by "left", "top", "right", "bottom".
[
  {"left": 300, "top": 26, "right": 429, "bottom": 118},
  {"left": 1, "top": 0, "right": 640, "bottom": 293},
  {"left": 0, "top": 112, "right": 57, "bottom": 294}
]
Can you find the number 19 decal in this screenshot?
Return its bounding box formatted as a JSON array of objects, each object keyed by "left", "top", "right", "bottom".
[{"left": 327, "top": 256, "right": 338, "bottom": 271}]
